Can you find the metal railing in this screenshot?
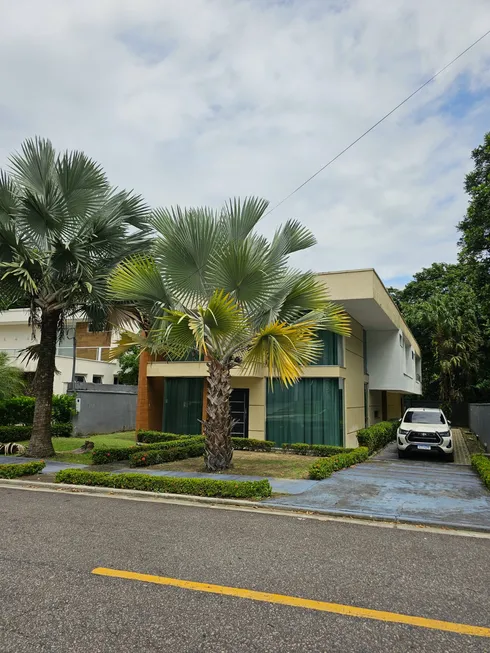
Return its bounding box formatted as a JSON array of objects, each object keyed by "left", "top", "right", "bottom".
[{"left": 0, "top": 346, "right": 114, "bottom": 364}]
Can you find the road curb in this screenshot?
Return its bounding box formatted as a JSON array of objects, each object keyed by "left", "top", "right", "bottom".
[{"left": 2, "top": 478, "right": 490, "bottom": 536}]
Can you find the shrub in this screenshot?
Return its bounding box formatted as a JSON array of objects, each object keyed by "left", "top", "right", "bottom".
[
  {"left": 308, "top": 447, "right": 369, "bottom": 480},
  {"left": 129, "top": 441, "right": 205, "bottom": 467},
  {"left": 0, "top": 394, "right": 75, "bottom": 426},
  {"left": 232, "top": 438, "right": 275, "bottom": 451},
  {"left": 51, "top": 423, "right": 73, "bottom": 438},
  {"left": 282, "top": 443, "right": 353, "bottom": 457},
  {"left": 55, "top": 468, "right": 272, "bottom": 498},
  {"left": 92, "top": 437, "right": 205, "bottom": 465},
  {"left": 0, "top": 423, "right": 72, "bottom": 443},
  {"left": 136, "top": 430, "right": 199, "bottom": 444},
  {"left": 0, "top": 425, "right": 32, "bottom": 443},
  {"left": 472, "top": 454, "right": 490, "bottom": 490},
  {"left": 356, "top": 421, "right": 397, "bottom": 453},
  {"left": 0, "top": 460, "right": 46, "bottom": 478}
]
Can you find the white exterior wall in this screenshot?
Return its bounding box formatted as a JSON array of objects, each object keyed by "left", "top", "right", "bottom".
[{"left": 366, "top": 329, "right": 421, "bottom": 395}]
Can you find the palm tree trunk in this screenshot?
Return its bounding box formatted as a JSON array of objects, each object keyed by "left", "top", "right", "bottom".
[
  {"left": 203, "top": 359, "right": 233, "bottom": 471},
  {"left": 26, "top": 309, "right": 60, "bottom": 458}
]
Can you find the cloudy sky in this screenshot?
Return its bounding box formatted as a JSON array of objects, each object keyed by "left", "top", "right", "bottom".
[{"left": 1, "top": 0, "right": 489, "bottom": 287}]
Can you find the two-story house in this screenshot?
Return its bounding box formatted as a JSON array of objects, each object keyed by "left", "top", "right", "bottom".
[
  {"left": 0, "top": 309, "right": 121, "bottom": 393},
  {"left": 134, "top": 269, "right": 421, "bottom": 448}
]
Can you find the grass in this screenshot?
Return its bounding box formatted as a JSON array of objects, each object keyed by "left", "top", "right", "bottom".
[
  {"left": 462, "top": 429, "right": 486, "bottom": 456},
  {"left": 152, "top": 450, "right": 314, "bottom": 479},
  {"left": 17, "top": 431, "right": 136, "bottom": 464}
]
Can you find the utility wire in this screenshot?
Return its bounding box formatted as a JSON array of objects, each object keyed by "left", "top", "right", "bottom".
[{"left": 263, "top": 28, "right": 490, "bottom": 218}]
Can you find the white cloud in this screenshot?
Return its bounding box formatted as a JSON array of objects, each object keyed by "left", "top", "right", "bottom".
[{"left": 1, "top": 0, "right": 489, "bottom": 284}]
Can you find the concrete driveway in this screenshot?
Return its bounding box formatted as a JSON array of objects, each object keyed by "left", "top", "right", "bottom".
[{"left": 265, "top": 433, "right": 490, "bottom": 531}]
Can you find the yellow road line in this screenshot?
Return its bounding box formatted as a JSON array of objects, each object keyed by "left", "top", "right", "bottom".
[{"left": 92, "top": 567, "right": 490, "bottom": 638}]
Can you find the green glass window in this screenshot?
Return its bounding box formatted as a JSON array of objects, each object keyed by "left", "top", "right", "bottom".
[
  {"left": 266, "top": 378, "right": 343, "bottom": 446},
  {"left": 313, "top": 331, "right": 339, "bottom": 365},
  {"left": 163, "top": 378, "right": 203, "bottom": 435}
]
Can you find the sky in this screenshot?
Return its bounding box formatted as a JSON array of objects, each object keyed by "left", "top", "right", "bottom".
[{"left": 0, "top": 0, "right": 489, "bottom": 288}]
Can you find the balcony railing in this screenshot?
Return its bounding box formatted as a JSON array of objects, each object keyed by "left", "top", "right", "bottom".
[
  {"left": 0, "top": 346, "right": 114, "bottom": 363},
  {"left": 56, "top": 346, "right": 113, "bottom": 362}
]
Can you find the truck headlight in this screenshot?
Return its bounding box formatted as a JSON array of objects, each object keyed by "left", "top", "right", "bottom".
[{"left": 398, "top": 428, "right": 410, "bottom": 435}]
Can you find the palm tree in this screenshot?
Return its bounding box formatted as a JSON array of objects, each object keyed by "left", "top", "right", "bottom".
[
  {"left": 0, "top": 352, "right": 25, "bottom": 399},
  {"left": 0, "top": 138, "right": 150, "bottom": 457},
  {"left": 110, "top": 197, "right": 350, "bottom": 471}
]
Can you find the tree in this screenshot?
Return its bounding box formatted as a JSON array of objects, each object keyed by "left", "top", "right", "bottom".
[
  {"left": 415, "top": 292, "right": 482, "bottom": 412},
  {"left": 110, "top": 197, "right": 350, "bottom": 471},
  {"left": 0, "top": 138, "right": 149, "bottom": 457},
  {"left": 0, "top": 352, "right": 25, "bottom": 399},
  {"left": 117, "top": 346, "right": 140, "bottom": 385},
  {"left": 458, "top": 131, "right": 490, "bottom": 271}
]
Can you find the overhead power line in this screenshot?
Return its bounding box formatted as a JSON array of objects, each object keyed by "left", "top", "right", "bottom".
[{"left": 264, "top": 27, "right": 490, "bottom": 218}]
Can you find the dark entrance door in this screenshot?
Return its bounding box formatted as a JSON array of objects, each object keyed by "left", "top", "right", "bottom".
[
  {"left": 230, "top": 389, "right": 249, "bottom": 438},
  {"left": 381, "top": 391, "right": 388, "bottom": 421}
]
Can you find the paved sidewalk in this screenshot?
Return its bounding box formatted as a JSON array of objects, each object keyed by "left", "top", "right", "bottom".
[{"left": 0, "top": 455, "right": 317, "bottom": 495}]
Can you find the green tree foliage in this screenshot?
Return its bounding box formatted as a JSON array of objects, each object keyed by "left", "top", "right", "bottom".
[
  {"left": 0, "top": 352, "right": 25, "bottom": 400},
  {"left": 389, "top": 263, "right": 486, "bottom": 402},
  {"left": 117, "top": 346, "right": 140, "bottom": 385},
  {"left": 110, "top": 197, "right": 351, "bottom": 471},
  {"left": 0, "top": 138, "right": 150, "bottom": 457},
  {"left": 458, "top": 131, "right": 490, "bottom": 271}
]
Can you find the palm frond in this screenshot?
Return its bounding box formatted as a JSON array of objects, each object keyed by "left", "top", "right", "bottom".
[
  {"left": 109, "top": 255, "right": 172, "bottom": 315},
  {"left": 243, "top": 320, "right": 323, "bottom": 386},
  {"left": 221, "top": 196, "right": 269, "bottom": 241},
  {"left": 270, "top": 219, "right": 317, "bottom": 260},
  {"left": 151, "top": 205, "right": 220, "bottom": 304},
  {"left": 8, "top": 137, "right": 56, "bottom": 195}
]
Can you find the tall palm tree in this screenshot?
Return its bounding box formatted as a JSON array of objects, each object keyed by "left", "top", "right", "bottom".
[
  {"left": 110, "top": 197, "right": 350, "bottom": 471},
  {"left": 0, "top": 138, "right": 150, "bottom": 457}
]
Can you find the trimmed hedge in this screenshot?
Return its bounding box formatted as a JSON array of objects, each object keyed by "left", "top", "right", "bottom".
[
  {"left": 137, "top": 431, "right": 275, "bottom": 452},
  {"left": 472, "top": 454, "right": 490, "bottom": 490},
  {"left": 0, "top": 395, "right": 75, "bottom": 426},
  {"left": 92, "top": 437, "right": 205, "bottom": 465},
  {"left": 0, "top": 461, "right": 46, "bottom": 478},
  {"left": 232, "top": 438, "right": 275, "bottom": 451},
  {"left": 130, "top": 441, "right": 205, "bottom": 467},
  {"left": 0, "top": 423, "right": 72, "bottom": 443},
  {"left": 308, "top": 447, "right": 369, "bottom": 480},
  {"left": 55, "top": 468, "right": 272, "bottom": 498},
  {"left": 356, "top": 421, "right": 398, "bottom": 453},
  {"left": 136, "top": 430, "right": 198, "bottom": 444},
  {"left": 282, "top": 443, "right": 353, "bottom": 457}
]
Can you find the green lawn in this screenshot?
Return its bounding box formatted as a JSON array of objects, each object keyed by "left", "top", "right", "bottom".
[
  {"left": 18, "top": 431, "right": 136, "bottom": 464},
  {"left": 153, "top": 450, "right": 313, "bottom": 479}
]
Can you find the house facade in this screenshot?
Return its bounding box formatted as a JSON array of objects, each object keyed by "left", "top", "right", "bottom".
[
  {"left": 135, "top": 269, "right": 422, "bottom": 448},
  {"left": 0, "top": 309, "right": 121, "bottom": 394}
]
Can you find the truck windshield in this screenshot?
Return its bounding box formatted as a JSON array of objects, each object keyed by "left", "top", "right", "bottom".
[{"left": 404, "top": 411, "right": 445, "bottom": 424}]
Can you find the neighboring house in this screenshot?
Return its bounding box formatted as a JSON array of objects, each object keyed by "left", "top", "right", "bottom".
[
  {"left": 0, "top": 309, "right": 121, "bottom": 394},
  {"left": 135, "top": 269, "right": 422, "bottom": 448}
]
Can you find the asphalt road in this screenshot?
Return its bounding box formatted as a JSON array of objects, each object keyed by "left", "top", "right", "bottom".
[{"left": 1, "top": 487, "right": 489, "bottom": 653}]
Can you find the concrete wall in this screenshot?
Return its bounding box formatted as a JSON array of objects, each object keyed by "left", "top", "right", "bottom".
[
  {"left": 387, "top": 392, "right": 403, "bottom": 420},
  {"left": 70, "top": 383, "right": 137, "bottom": 436},
  {"left": 469, "top": 403, "right": 490, "bottom": 451},
  {"left": 366, "top": 330, "right": 420, "bottom": 395},
  {"left": 343, "top": 317, "right": 365, "bottom": 448}
]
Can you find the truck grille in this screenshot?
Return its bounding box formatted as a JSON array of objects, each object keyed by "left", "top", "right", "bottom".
[{"left": 407, "top": 432, "right": 442, "bottom": 444}]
